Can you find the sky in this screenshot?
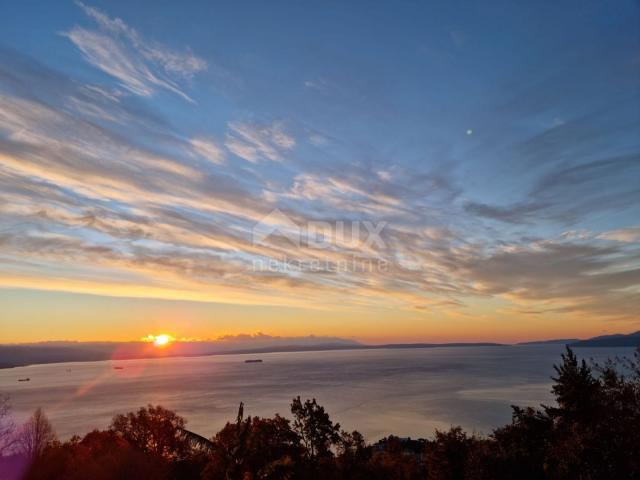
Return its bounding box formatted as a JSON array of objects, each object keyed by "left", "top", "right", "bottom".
[{"left": 0, "top": 0, "right": 639, "bottom": 344}]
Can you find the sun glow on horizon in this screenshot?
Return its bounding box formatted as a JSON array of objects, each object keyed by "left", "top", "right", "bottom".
[
  {"left": 141, "top": 333, "right": 175, "bottom": 347},
  {"left": 154, "top": 334, "right": 171, "bottom": 346}
]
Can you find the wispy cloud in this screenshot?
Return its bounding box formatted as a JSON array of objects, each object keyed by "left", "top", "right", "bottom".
[
  {"left": 189, "top": 137, "right": 226, "bottom": 165},
  {"left": 1, "top": 57, "right": 638, "bottom": 322},
  {"left": 465, "top": 154, "right": 640, "bottom": 225},
  {"left": 598, "top": 226, "right": 640, "bottom": 243},
  {"left": 225, "top": 121, "right": 295, "bottom": 163},
  {"left": 460, "top": 241, "right": 640, "bottom": 320},
  {"left": 63, "top": 2, "right": 206, "bottom": 102}
]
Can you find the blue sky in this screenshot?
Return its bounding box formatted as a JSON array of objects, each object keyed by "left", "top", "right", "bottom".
[{"left": 0, "top": 1, "right": 639, "bottom": 342}]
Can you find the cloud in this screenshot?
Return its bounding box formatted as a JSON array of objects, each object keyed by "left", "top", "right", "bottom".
[
  {"left": 225, "top": 121, "right": 295, "bottom": 162},
  {"left": 0, "top": 37, "right": 638, "bottom": 326},
  {"left": 189, "top": 137, "right": 226, "bottom": 165},
  {"left": 285, "top": 173, "right": 404, "bottom": 217},
  {"left": 76, "top": 2, "right": 205, "bottom": 79},
  {"left": 598, "top": 226, "right": 640, "bottom": 243},
  {"left": 0, "top": 47, "right": 171, "bottom": 133},
  {"left": 304, "top": 78, "right": 330, "bottom": 92},
  {"left": 463, "top": 201, "right": 547, "bottom": 224},
  {"left": 1, "top": 72, "right": 637, "bottom": 320},
  {"left": 466, "top": 154, "right": 640, "bottom": 225},
  {"left": 64, "top": 2, "right": 206, "bottom": 102},
  {"left": 461, "top": 241, "right": 640, "bottom": 320},
  {"left": 0, "top": 89, "right": 284, "bottom": 234},
  {"left": 0, "top": 68, "right": 417, "bottom": 309},
  {"left": 215, "top": 333, "right": 357, "bottom": 346}
]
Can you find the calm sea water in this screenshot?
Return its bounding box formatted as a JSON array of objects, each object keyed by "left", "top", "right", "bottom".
[{"left": 0, "top": 345, "right": 633, "bottom": 441}]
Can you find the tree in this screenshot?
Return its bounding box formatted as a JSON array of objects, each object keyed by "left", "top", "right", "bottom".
[
  {"left": 369, "top": 436, "right": 424, "bottom": 480},
  {"left": 21, "top": 429, "right": 171, "bottom": 480},
  {"left": 336, "top": 430, "right": 372, "bottom": 479},
  {"left": 490, "top": 406, "right": 552, "bottom": 479},
  {"left": 425, "top": 426, "right": 484, "bottom": 480},
  {"left": 63, "top": 430, "right": 170, "bottom": 480},
  {"left": 290, "top": 397, "right": 340, "bottom": 461},
  {"left": 0, "top": 394, "right": 16, "bottom": 456},
  {"left": 110, "top": 404, "right": 189, "bottom": 459},
  {"left": 522, "top": 346, "right": 640, "bottom": 479},
  {"left": 337, "top": 429, "right": 367, "bottom": 460},
  {"left": 244, "top": 415, "right": 301, "bottom": 473},
  {"left": 550, "top": 346, "right": 600, "bottom": 421},
  {"left": 17, "top": 408, "right": 56, "bottom": 460},
  {"left": 204, "top": 403, "right": 301, "bottom": 480},
  {"left": 544, "top": 347, "right": 640, "bottom": 479}
]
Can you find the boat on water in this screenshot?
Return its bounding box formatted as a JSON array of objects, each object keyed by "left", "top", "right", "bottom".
[
  {"left": 18, "top": 378, "right": 30, "bottom": 382},
  {"left": 244, "top": 359, "right": 263, "bottom": 363}
]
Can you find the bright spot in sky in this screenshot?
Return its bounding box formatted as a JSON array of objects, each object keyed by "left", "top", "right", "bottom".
[
  {"left": 154, "top": 334, "right": 171, "bottom": 346},
  {"left": 141, "top": 333, "right": 174, "bottom": 346},
  {"left": 466, "top": 129, "right": 473, "bottom": 135}
]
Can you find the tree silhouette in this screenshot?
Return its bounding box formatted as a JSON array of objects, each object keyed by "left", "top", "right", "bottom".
[
  {"left": 0, "top": 395, "right": 15, "bottom": 457},
  {"left": 290, "top": 397, "right": 340, "bottom": 461},
  {"left": 550, "top": 346, "right": 600, "bottom": 421},
  {"left": 17, "top": 408, "right": 56, "bottom": 461},
  {"left": 425, "top": 426, "right": 482, "bottom": 480},
  {"left": 110, "top": 404, "right": 189, "bottom": 460},
  {"left": 490, "top": 406, "right": 551, "bottom": 479},
  {"left": 204, "top": 403, "right": 301, "bottom": 480}
]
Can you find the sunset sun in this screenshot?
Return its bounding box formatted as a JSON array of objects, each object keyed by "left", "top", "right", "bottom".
[
  {"left": 153, "top": 334, "right": 172, "bottom": 347},
  {"left": 141, "top": 333, "right": 174, "bottom": 347}
]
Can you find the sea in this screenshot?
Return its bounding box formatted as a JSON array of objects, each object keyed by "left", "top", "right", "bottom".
[{"left": 0, "top": 345, "right": 634, "bottom": 442}]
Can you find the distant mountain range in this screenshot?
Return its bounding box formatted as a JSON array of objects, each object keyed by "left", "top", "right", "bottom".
[
  {"left": 517, "top": 339, "right": 580, "bottom": 345},
  {"left": 518, "top": 331, "right": 640, "bottom": 348},
  {"left": 569, "top": 331, "right": 640, "bottom": 347},
  {"left": 1, "top": 331, "right": 638, "bottom": 369},
  {"left": 0, "top": 338, "right": 502, "bottom": 369},
  {"left": 0, "top": 335, "right": 358, "bottom": 369}
]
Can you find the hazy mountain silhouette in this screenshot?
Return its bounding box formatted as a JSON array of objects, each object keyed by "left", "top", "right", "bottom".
[
  {"left": 3, "top": 330, "right": 639, "bottom": 369},
  {"left": 0, "top": 338, "right": 503, "bottom": 369},
  {"left": 0, "top": 335, "right": 359, "bottom": 368},
  {"left": 518, "top": 338, "right": 579, "bottom": 345},
  {"left": 570, "top": 330, "right": 640, "bottom": 347}
]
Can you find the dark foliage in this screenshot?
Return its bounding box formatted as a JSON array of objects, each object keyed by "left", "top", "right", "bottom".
[
  {"left": 2, "top": 347, "right": 639, "bottom": 479},
  {"left": 110, "top": 404, "right": 190, "bottom": 460},
  {"left": 290, "top": 396, "right": 340, "bottom": 461}
]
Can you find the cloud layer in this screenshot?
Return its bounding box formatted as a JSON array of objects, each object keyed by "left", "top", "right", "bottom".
[
  {"left": 64, "top": 2, "right": 206, "bottom": 101},
  {"left": 0, "top": 1, "right": 639, "bottom": 336}
]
